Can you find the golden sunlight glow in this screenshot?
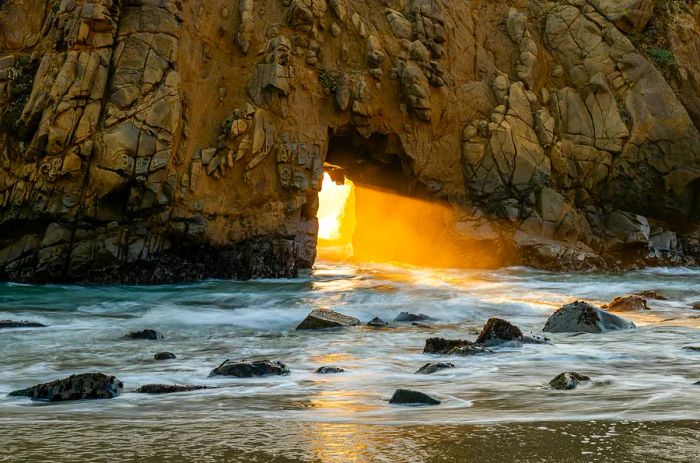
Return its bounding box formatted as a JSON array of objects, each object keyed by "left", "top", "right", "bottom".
[{"left": 317, "top": 173, "right": 354, "bottom": 241}]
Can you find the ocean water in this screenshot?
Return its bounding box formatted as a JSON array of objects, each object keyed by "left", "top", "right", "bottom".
[{"left": 1, "top": 263, "right": 699, "bottom": 462}]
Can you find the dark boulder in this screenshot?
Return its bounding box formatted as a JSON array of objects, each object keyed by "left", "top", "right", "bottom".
[
  {"left": 476, "top": 318, "right": 523, "bottom": 346},
  {"left": 8, "top": 373, "right": 123, "bottom": 401},
  {"left": 394, "top": 312, "right": 436, "bottom": 323},
  {"left": 209, "top": 359, "right": 290, "bottom": 377},
  {"left": 124, "top": 329, "right": 163, "bottom": 340},
  {"left": 154, "top": 352, "right": 176, "bottom": 360},
  {"left": 683, "top": 346, "right": 700, "bottom": 352},
  {"left": 367, "top": 317, "right": 389, "bottom": 327},
  {"left": 692, "top": 302, "right": 700, "bottom": 310},
  {"left": 424, "top": 337, "right": 492, "bottom": 355},
  {"left": 549, "top": 372, "right": 591, "bottom": 390},
  {"left": 0, "top": 320, "right": 46, "bottom": 329},
  {"left": 135, "top": 384, "right": 212, "bottom": 394},
  {"left": 602, "top": 295, "right": 649, "bottom": 312},
  {"left": 296, "top": 309, "right": 360, "bottom": 330},
  {"left": 543, "top": 301, "right": 636, "bottom": 333},
  {"left": 416, "top": 362, "right": 455, "bottom": 374},
  {"left": 315, "top": 366, "right": 345, "bottom": 374},
  {"left": 389, "top": 389, "right": 440, "bottom": 405}
]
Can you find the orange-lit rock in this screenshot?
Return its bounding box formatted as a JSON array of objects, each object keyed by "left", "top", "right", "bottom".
[{"left": 0, "top": 0, "right": 699, "bottom": 282}]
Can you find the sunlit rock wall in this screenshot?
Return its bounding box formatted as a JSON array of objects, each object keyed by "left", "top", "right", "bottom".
[{"left": 0, "top": 0, "right": 699, "bottom": 282}]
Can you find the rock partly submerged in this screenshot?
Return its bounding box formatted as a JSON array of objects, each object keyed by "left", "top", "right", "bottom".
[
  {"left": 367, "top": 317, "right": 389, "bottom": 327},
  {"left": 296, "top": 309, "right": 360, "bottom": 330},
  {"left": 154, "top": 352, "right": 176, "bottom": 360},
  {"left": 0, "top": 320, "right": 46, "bottom": 329},
  {"left": 549, "top": 372, "right": 591, "bottom": 390},
  {"left": 416, "top": 362, "right": 455, "bottom": 375},
  {"left": 543, "top": 301, "right": 636, "bottom": 333},
  {"left": 394, "top": 312, "right": 436, "bottom": 323},
  {"left": 315, "top": 366, "right": 345, "bottom": 374},
  {"left": 602, "top": 295, "right": 650, "bottom": 312},
  {"left": 635, "top": 290, "right": 667, "bottom": 300},
  {"left": 135, "top": 384, "right": 212, "bottom": 394},
  {"left": 124, "top": 329, "right": 163, "bottom": 340},
  {"left": 8, "top": 373, "right": 123, "bottom": 401},
  {"left": 424, "top": 337, "right": 493, "bottom": 356},
  {"left": 476, "top": 318, "right": 523, "bottom": 346},
  {"left": 389, "top": 389, "right": 440, "bottom": 406},
  {"left": 209, "top": 359, "right": 290, "bottom": 378}
]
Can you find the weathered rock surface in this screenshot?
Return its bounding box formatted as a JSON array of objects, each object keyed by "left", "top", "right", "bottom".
[
  {"left": 635, "top": 290, "right": 667, "bottom": 301},
  {"left": 424, "top": 337, "right": 492, "bottom": 356},
  {"left": 416, "top": 362, "right": 455, "bottom": 375},
  {"left": 153, "top": 352, "right": 176, "bottom": 360},
  {"left": 389, "top": 389, "right": 440, "bottom": 406},
  {"left": 209, "top": 359, "right": 290, "bottom": 378},
  {"left": 135, "top": 384, "right": 211, "bottom": 394},
  {"left": 124, "top": 329, "right": 163, "bottom": 340},
  {"left": 367, "top": 317, "right": 389, "bottom": 327},
  {"left": 476, "top": 318, "right": 523, "bottom": 346},
  {"left": 1, "top": 1, "right": 699, "bottom": 283},
  {"left": 549, "top": 372, "right": 591, "bottom": 390},
  {"left": 394, "top": 312, "right": 435, "bottom": 323},
  {"left": 603, "top": 295, "right": 650, "bottom": 312},
  {"left": 543, "top": 301, "right": 636, "bottom": 333},
  {"left": 8, "top": 373, "right": 123, "bottom": 401},
  {"left": 0, "top": 320, "right": 45, "bottom": 328},
  {"left": 693, "top": 302, "right": 700, "bottom": 311},
  {"left": 315, "top": 366, "right": 344, "bottom": 374},
  {"left": 296, "top": 309, "right": 360, "bottom": 330}
]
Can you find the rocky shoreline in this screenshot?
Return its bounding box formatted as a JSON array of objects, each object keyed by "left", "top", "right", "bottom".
[{"left": 6, "top": 294, "right": 699, "bottom": 405}]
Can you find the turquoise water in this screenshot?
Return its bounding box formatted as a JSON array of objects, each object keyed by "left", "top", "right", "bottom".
[{"left": 1, "top": 263, "right": 699, "bottom": 461}]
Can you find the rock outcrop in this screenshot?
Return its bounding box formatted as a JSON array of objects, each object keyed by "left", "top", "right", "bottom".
[
  {"left": 153, "top": 351, "right": 175, "bottom": 360},
  {"left": 315, "top": 366, "right": 344, "bottom": 374},
  {"left": 475, "top": 318, "right": 524, "bottom": 346},
  {"left": 424, "top": 337, "right": 492, "bottom": 356},
  {"left": 209, "top": 359, "right": 290, "bottom": 378},
  {"left": 549, "top": 372, "right": 591, "bottom": 390},
  {"left": 124, "top": 329, "right": 163, "bottom": 340},
  {"left": 416, "top": 362, "right": 455, "bottom": 375},
  {"left": 602, "top": 294, "right": 650, "bottom": 311},
  {"left": 296, "top": 308, "right": 360, "bottom": 330},
  {"left": 135, "top": 384, "right": 210, "bottom": 394},
  {"left": 8, "top": 372, "right": 123, "bottom": 401},
  {"left": 543, "top": 301, "right": 636, "bottom": 333},
  {"left": 389, "top": 389, "right": 440, "bottom": 406},
  {"left": 1, "top": 1, "right": 699, "bottom": 282},
  {"left": 394, "top": 312, "right": 436, "bottom": 323},
  {"left": 0, "top": 320, "right": 45, "bottom": 328}
]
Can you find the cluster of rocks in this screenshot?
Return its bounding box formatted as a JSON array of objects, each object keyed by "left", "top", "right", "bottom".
[{"left": 7, "top": 294, "right": 699, "bottom": 404}]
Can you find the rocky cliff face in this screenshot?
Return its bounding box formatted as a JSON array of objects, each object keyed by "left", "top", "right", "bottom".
[{"left": 1, "top": 0, "right": 699, "bottom": 283}]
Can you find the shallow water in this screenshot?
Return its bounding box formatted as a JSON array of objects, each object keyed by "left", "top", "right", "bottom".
[{"left": 1, "top": 263, "right": 700, "bottom": 461}]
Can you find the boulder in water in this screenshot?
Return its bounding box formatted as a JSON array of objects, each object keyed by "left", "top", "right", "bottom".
[
  {"left": 634, "top": 290, "right": 667, "bottom": 300},
  {"left": 549, "top": 372, "right": 591, "bottom": 390},
  {"left": 683, "top": 346, "right": 700, "bottom": 352},
  {"left": 522, "top": 333, "right": 553, "bottom": 344},
  {"left": 416, "top": 362, "right": 455, "bottom": 374},
  {"left": 692, "top": 302, "right": 700, "bottom": 310},
  {"left": 389, "top": 389, "right": 440, "bottom": 405},
  {"left": 209, "top": 359, "right": 290, "bottom": 377},
  {"left": 367, "top": 317, "right": 389, "bottom": 327},
  {"left": 394, "top": 312, "right": 436, "bottom": 323},
  {"left": 602, "top": 295, "right": 649, "bottom": 311},
  {"left": 476, "top": 318, "right": 523, "bottom": 346},
  {"left": 424, "top": 337, "right": 492, "bottom": 355},
  {"left": 124, "top": 329, "right": 163, "bottom": 340},
  {"left": 0, "top": 320, "right": 46, "bottom": 329},
  {"left": 315, "top": 366, "right": 345, "bottom": 374},
  {"left": 8, "top": 373, "right": 123, "bottom": 401},
  {"left": 154, "top": 352, "right": 176, "bottom": 360},
  {"left": 543, "top": 301, "right": 636, "bottom": 333},
  {"left": 135, "top": 384, "right": 212, "bottom": 394},
  {"left": 296, "top": 309, "right": 360, "bottom": 330}
]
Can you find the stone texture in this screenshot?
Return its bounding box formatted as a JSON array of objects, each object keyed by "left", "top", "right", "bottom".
[
  {"left": 209, "top": 359, "right": 290, "bottom": 378},
  {"left": 543, "top": 301, "right": 636, "bottom": 333},
  {"left": 475, "top": 318, "right": 524, "bottom": 346},
  {"left": 1, "top": 0, "right": 699, "bottom": 283},
  {"left": 135, "top": 384, "right": 211, "bottom": 394},
  {"left": 602, "top": 295, "right": 650, "bottom": 312},
  {"left": 124, "top": 329, "right": 163, "bottom": 340},
  {"left": 424, "top": 337, "right": 492, "bottom": 356},
  {"left": 296, "top": 309, "right": 360, "bottom": 330},
  {"left": 315, "top": 366, "right": 345, "bottom": 374},
  {"left": 153, "top": 352, "right": 176, "bottom": 360},
  {"left": 389, "top": 389, "right": 440, "bottom": 406},
  {"left": 416, "top": 362, "right": 455, "bottom": 375},
  {"left": 0, "top": 320, "right": 45, "bottom": 328},
  {"left": 549, "top": 372, "right": 591, "bottom": 391},
  {"left": 9, "top": 373, "right": 123, "bottom": 401}
]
